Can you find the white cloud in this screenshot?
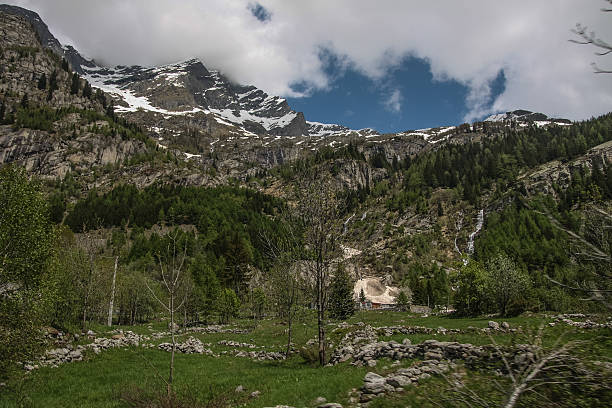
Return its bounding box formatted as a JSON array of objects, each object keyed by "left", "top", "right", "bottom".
[
  {"left": 5, "top": 0, "right": 612, "bottom": 122},
  {"left": 383, "top": 89, "right": 402, "bottom": 113}
]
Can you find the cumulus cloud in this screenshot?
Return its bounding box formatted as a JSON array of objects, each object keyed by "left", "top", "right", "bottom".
[{"left": 5, "top": 0, "right": 612, "bottom": 121}]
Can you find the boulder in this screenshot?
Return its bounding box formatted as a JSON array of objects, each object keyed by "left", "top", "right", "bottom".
[
  {"left": 488, "top": 321, "right": 500, "bottom": 330},
  {"left": 363, "top": 372, "right": 386, "bottom": 394}
]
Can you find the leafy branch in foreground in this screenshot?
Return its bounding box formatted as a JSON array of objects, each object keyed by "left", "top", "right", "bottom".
[{"left": 437, "top": 326, "right": 610, "bottom": 408}]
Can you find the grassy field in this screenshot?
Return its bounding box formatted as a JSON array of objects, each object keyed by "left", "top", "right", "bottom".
[{"left": 1, "top": 311, "right": 610, "bottom": 408}]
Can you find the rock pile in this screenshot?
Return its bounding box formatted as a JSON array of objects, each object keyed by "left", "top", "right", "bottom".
[
  {"left": 25, "top": 345, "right": 86, "bottom": 370},
  {"left": 331, "top": 336, "right": 534, "bottom": 372},
  {"left": 230, "top": 350, "right": 285, "bottom": 361},
  {"left": 90, "top": 331, "right": 147, "bottom": 354},
  {"left": 551, "top": 315, "right": 612, "bottom": 329},
  {"left": 330, "top": 324, "right": 379, "bottom": 364},
  {"left": 158, "top": 337, "right": 215, "bottom": 355},
  {"left": 359, "top": 360, "right": 453, "bottom": 403},
  {"left": 190, "top": 325, "right": 250, "bottom": 334},
  {"left": 218, "top": 340, "right": 259, "bottom": 349}
]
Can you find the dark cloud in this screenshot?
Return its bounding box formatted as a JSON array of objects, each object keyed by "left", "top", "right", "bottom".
[{"left": 248, "top": 3, "right": 271, "bottom": 22}]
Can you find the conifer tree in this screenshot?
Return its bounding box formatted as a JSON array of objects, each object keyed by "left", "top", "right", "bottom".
[
  {"left": 359, "top": 287, "right": 366, "bottom": 307},
  {"left": 37, "top": 73, "right": 47, "bottom": 90},
  {"left": 395, "top": 291, "right": 411, "bottom": 311},
  {"left": 82, "top": 81, "right": 92, "bottom": 98},
  {"left": 70, "top": 72, "right": 80, "bottom": 95},
  {"left": 328, "top": 263, "right": 355, "bottom": 320}
]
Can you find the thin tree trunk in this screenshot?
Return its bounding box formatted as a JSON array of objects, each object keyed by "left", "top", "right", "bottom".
[
  {"left": 107, "top": 255, "right": 118, "bottom": 326},
  {"left": 504, "top": 383, "right": 527, "bottom": 408},
  {"left": 169, "top": 293, "right": 175, "bottom": 397},
  {"left": 317, "top": 264, "right": 326, "bottom": 366},
  {"left": 286, "top": 312, "right": 293, "bottom": 357}
]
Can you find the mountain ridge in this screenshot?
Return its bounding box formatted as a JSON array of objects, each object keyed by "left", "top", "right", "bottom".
[{"left": 0, "top": 4, "right": 570, "bottom": 142}]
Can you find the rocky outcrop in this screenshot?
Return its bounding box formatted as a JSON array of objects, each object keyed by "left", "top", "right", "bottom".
[
  {"left": 518, "top": 140, "right": 612, "bottom": 197},
  {"left": 0, "top": 5, "right": 95, "bottom": 73},
  {"left": 0, "top": 125, "right": 147, "bottom": 179}
]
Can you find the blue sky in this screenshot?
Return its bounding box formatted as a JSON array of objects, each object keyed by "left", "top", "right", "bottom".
[{"left": 287, "top": 56, "right": 506, "bottom": 133}]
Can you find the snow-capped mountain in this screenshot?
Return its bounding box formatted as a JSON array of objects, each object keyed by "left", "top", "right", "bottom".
[
  {"left": 83, "top": 58, "right": 311, "bottom": 137},
  {"left": 1, "top": 3, "right": 576, "bottom": 172},
  {"left": 485, "top": 110, "right": 571, "bottom": 126}
]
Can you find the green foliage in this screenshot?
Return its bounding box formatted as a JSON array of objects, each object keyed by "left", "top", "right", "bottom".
[
  {"left": 0, "top": 166, "right": 54, "bottom": 288},
  {"left": 394, "top": 291, "right": 411, "bottom": 311},
  {"left": 386, "top": 114, "right": 612, "bottom": 209},
  {"left": 37, "top": 73, "right": 47, "bottom": 90},
  {"left": 328, "top": 263, "right": 355, "bottom": 320},
  {"left": 0, "top": 166, "right": 55, "bottom": 379},
  {"left": 65, "top": 184, "right": 285, "bottom": 291},
  {"left": 47, "top": 70, "right": 58, "bottom": 100},
  {"left": 61, "top": 59, "right": 70, "bottom": 72},
  {"left": 12, "top": 105, "right": 150, "bottom": 147},
  {"left": 250, "top": 287, "right": 267, "bottom": 319},
  {"left": 485, "top": 254, "right": 531, "bottom": 316},
  {"left": 70, "top": 72, "right": 80, "bottom": 95},
  {"left": 216, "top": 288, "right": 240, "bottom": 324},
  {"left": 188, "top": 254, "right": 220, "bottom": 323},
  {"left": 359, "top": 288, "right": 366, "bottom": 304},
  {"left": 453, "top": 261, "right": 489, "bottom": 316},
  {"left": 406, "top": 263, "right": 449, "bottom": 307},
  {"left": 475, "top": 202, "right": 569, "bottom": 276},
  {"left": 82, "top": 81, "right": 92, "bottom": 99}
]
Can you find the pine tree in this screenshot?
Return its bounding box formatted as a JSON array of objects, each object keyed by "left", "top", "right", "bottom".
[
  {"left": 82, "top": 81, "right": 92, "bottom": 98},
  {"left": 328, "top": 263, "right": 355, "bottom": 320},
  {"left": 359, "top": 287, "right": 366, "bottom": 307},
  {"left": 216, "top": 288, "right": 240, "bottom": 324},
  {"left": 47, "top": 70, "right": 58, "bottom": 101},
  {"left": 37, "top": 73, "right": 47, "bottom": 90},
  {"left": 20, "top": 93, "right": 28, "bottom": 109},
  {"left": 70, "top": 73, "right": 80, "bottom": 95},
  {"left": 395, "top": 291, "right": 411, "bottom": 311}
]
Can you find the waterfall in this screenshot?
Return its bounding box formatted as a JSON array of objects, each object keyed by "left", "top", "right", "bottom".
[
  {"left": 343, "top": 213, "right": 355, "bottom": 234},
  {"left": 467, "top": 209, "right": 484, "bottom": 255}
]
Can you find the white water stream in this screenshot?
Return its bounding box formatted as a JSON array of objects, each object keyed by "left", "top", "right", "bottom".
[{"left": 466, "top": 209, "right": 484, "bottom": 255}]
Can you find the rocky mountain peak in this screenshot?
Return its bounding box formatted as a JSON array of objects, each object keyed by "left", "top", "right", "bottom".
[{"left": 0, "top": 4, "right": 95, "bottom": 73}]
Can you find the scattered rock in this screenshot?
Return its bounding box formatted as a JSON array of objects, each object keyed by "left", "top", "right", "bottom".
[
  {"left": 218, "top": 340, "right": 258, "bottom": 349},
  {"left": 235, "top": 385, "right": 244, "bottom": 393},
  {"left": 158, "top": 337, "right": 215, "bottom": 355},
  {"left": 250, "top": 390, "right": 261, "bottom": 398},
  {"left": 488, "top": 321, "right": 500, "bottom": 330}
]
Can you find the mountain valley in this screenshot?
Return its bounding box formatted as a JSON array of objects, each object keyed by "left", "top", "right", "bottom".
[{"left": 0, "top": 4, "right": 611, "bottom": 408}]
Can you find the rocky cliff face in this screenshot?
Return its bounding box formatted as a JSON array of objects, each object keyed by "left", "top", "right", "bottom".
[
  {"left": 518, "top": 140, "right": 612, "bottom": 197},
  {"left": 0, "top": 4, "right": 95, "bottom": 73},
  {"left": 0, "top": 10, "right": 153, "bottom": 185}
]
